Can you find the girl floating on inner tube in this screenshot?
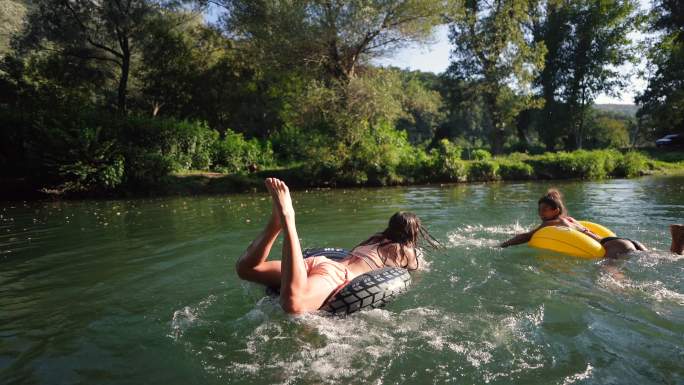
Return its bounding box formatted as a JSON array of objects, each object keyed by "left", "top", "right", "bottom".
[
  {"left": 235, "top": 178, "right": 438, "bottom": 314},
  {"left": 500, "top": 189, "right": 684, "bottom": 258}
]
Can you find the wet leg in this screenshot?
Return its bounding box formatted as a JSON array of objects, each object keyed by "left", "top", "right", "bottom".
[
  {"left": 234, "top": 180, "right": 283, "bottom": 287},
  {"left": 632, "top": 240, "right": 648, "bottom": 251},
  {"left": 268, "top": 178, "right": 334, "bottom": 313},
  {"left": 671, "top": 224, "right": 684, "bottom": 255},
  {"left": 602, "top": 262, "right": 625, "bottom": 282},
  {"left": 266, "top": 179, "right": 306, "bottom": 308}
]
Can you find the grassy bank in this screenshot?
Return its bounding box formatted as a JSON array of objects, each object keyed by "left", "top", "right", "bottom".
[
  {"left": 3, "top": 110, "right": 684, "bottom": 200},
  {"left": 4, "top": 145, "right": 684, "bottom": 201},
  {"left": 151, "top": 149, "right": 684, "bottom": 197}
]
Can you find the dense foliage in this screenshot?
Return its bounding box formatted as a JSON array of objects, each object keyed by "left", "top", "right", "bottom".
[
  {"left": 0, "top": 0, "right": 682, "bottom": 197},
  {"left": 636, "top": 0, "right": 684, "bottom": 138}
]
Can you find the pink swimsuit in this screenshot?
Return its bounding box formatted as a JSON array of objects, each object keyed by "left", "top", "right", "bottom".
[
  {"left": 304, "top": 256, "right": 351, "bottom": 295},
  {"left": 303, "top": 245, "right": 384, "bottom": 298}
]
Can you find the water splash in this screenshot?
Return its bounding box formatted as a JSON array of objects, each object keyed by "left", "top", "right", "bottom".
[
  {"left": 560, "top": 364, "right": 593, "bottom": 385},
  {"left": 447, "top": 222, "right": 530, "bottom": 249},
  {"left": 176, "top": 303, "right": 553, "bottom": 384},
  {"left": 597, "top": 274, "right": 684, "bottom": 305},
  {"left": 169, "top": 294, "right": 216, "bottom": 339}
]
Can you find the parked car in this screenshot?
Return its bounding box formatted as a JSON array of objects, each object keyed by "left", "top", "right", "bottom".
[{"left": 655, "top": 133, "right": 684, "bottom": 148}]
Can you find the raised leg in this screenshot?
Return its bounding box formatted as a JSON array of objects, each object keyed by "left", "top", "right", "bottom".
[
  {"left": 671, "top": 224, "right": 684, "bottom": 255},
  {"left": 234, "top": 180, "right": 283, "bottom": 287},
  {"left": 267, "top": 178, "right": 338, "bottom": 313}
]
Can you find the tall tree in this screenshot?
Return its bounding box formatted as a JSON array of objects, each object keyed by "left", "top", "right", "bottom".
[
  {"left": 137, "top": 11, "right": 288, "bottom": 137},
  {"left": 137, "top": 11, "right": 226, "bottom": 117},
  {"left": 445, "top": 0, "right": 547, "bottom": 154},
  {"left": 437, "top": 73, "right": 487, "bottom": 146},
  {"left": 636, "top": 0, "right": 684, "bottom": 136},
  {"left": 17, "top": 0, "right": 163, "bottom": 112},
  {"left": 215, "top": 0, "right": 446, "bottom": 82},
  {"left": 396, "top": 70, "right": 446, "bottom": 143},
  {"left": 534, "top": 0, "right": 641, "bottom": 149},
  {"left": 533, "top": 1, "right": 572, "bottom": 150},
  {"left": 562, "top": 0, "right": 640, "bottom": 149}
]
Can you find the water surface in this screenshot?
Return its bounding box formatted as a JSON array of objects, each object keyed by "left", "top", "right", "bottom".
[{"left": 1, "top": 176, "right": 683, "bottom": 384}]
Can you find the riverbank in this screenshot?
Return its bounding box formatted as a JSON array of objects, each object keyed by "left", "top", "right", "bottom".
[
  {"left": 4, "top": 149, "right": 683, "bottom": 201},
  {"left": 168, "top": 149, "right": 684, "bottom": 194}
]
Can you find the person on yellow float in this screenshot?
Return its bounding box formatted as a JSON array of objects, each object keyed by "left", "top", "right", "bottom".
[{"left": 500, "top": 189, "right": 684, "bottom": 258}]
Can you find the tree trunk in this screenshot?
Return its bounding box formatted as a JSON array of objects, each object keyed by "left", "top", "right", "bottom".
[
  {"left": 516, "top": 109, "right": 532, "bottom": 146},
  {"left": 484, "top": 92, "right": 505, "bottom": 154},
  {"left": 575, "top": 102, "right": 587, "bottom": 149},
  {"left": 326, "top": 41, "right": 349, "bottom": 83},
  {"left": 563, "top": 111, "right": 577, "bottom": 150},
  {"left": 117, "top": 36, "right": 130, "bottom": 113},
  {"left": 576, "top": 121, "right": 583, "bottom": 149}
]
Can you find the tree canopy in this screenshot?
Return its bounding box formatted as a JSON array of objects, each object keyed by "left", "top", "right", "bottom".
[
  {"left": 445, "top": 0, "right": 546, "bottom": 154},
  {"left": 18, "top": 0, "right": 168, "bottom": 111},
  {"left": 637, "top": 0, "right": 684, "bottom": 136},
  {"left": 547, "top": 0, "right": 640, "bottom": 149},
  {"left": 216, "top": 0, "right": 447, "bottom": 82},
  {"left": 1, "top": 0, "right": 681, "bottom": 195}
]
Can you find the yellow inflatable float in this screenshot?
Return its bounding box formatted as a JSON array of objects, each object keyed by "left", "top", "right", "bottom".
[{"left": 528, "top": 221, "right": 616, "bottom": 258}]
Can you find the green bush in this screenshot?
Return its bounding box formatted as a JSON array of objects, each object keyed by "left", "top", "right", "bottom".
[
  {"left": 172, "top": 120, "right": 218, "bottom": 170},
  {"left": 270, "top": 124, "right": 310, "bottom": 162},
  {"left": 110, "top": 115, "right": 221, "bottom": 189},
  {"left": 498, "top": 161, "right": 534, "bottom": 180},
  {"left": 300, "top": 138, "right": 345, "bottom": 184},
  {"left": 340, "top": 121, "right": 417, "bottom": 185},
  {"left": 600, "top": 149, "right": 621, "bottom": 175},
  {"left": 525, "top": 150, "right": 620, "bottom": 180},
  {"left": 470, "top": 149, "right": 492, "bottom": 161},
  {"left": 298, "top": 121, "right": 427, "bottom": 186},
  {"left": 19, "top": 110, "right": 129, "bottom": 192},
  {"left": 124, "top": 151, "right": 173, "bottom": 189},
  {"left": 431, "top": 139, "right": 467, "bottom": 182},
  {"left": 586, "top": 116, "right": 630, "bottom": 149},
  {"left": 9, "top": 109, "right": 222, "bottom": 192},
  {"left": 213, "top": 129, "right": 274, "bottom": 174},
  {"left": 294, "top": 122, "right": 378, "bottom": 186},
  {"left": 504, "top": 152, "right": 531, "bottom": 161},
  {"left": 397, "top": 145, "right": 432, "bottom": 183},
  {"left": 616, "top": 151, "right": 648, "bottom": 177},
  {"left": 468, "top": 160, "right": 499, "bottom": 181},
  {"left": 56, "top": 126, "right": 126, "bottom": 191},
  {"left": 117, "top": 116, "right": 218, "bottom": 172}
]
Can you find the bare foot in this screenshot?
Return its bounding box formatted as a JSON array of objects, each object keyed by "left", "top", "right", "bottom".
[
  {"left": 265, "top": 178, "right": 295, "bottom": 221},
  {"left": 264, "top": 179, "right": 281, "bottom": 230},
  {"left": 670, "top": 224, "right": 684, "bottom": 255}
]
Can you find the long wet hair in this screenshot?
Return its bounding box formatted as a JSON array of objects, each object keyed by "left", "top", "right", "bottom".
[
  {"left": 538, "top": 188, "right": 567, "bottom": 218},
  {"left": 354, "top": 211, "right": 440, "bottom": 271}
]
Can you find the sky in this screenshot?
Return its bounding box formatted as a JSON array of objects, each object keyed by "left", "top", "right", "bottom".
[
  {"left": 206, "top": 2, "right": 649, "bottom": 105},
  {"left": 374, "top": 25, "right": 645, "bottom": 105}
]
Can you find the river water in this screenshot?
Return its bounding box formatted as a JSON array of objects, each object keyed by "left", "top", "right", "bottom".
[{"left": 1, "top": 176, "right": 683, "bottom": 385}]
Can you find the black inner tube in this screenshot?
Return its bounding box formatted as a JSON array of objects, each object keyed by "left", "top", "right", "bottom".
[{"left": 266, "top": 248, "right": 412, "bottom": 315}]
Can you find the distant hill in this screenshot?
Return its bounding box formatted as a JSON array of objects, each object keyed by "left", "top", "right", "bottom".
[{"left": 593, "top": 104, "right": 638, "bottom": 117}]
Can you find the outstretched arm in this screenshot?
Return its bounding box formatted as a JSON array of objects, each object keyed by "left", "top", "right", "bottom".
[{"left": 500, "top": 225, "right": 541, "bottom": 248}]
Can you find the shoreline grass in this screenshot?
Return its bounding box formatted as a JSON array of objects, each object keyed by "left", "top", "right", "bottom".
[{"left": 3, "top": 149, "right": 684, "bottom": 201}]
